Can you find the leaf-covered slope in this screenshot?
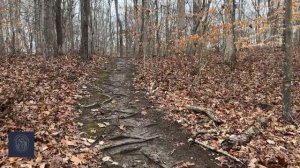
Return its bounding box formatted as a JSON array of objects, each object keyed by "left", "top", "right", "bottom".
[
  {"left": 134, "top": 48, "right": 300, "bottom": 167},
  {"left": 0, "top": 55, "right": 106, "bottom": 167}
]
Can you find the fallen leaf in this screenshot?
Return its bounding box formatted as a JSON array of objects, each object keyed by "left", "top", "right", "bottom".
[
  {"left": 64, "top": 140, "right": 77, "bottom": 146},
  {"left": 102, "top": 156, "right": 112, "bottom": 162},
  {"left": 36, "top": 152, "right": 43, "bottom": 163},
  {"left": 119, "top": 124, "right": 126, "bottom": 131},
  {"left": 267, "top": 139, "right": 275, "bottom": 145},
  {"left": 97, "top": 123, "right": 106, "bottom": 128},
  {"left": 91, "top": 108, "right": 99, "bottom": 112},
  {"left": 70, "top": 156, "right": 83, "bottom": 166},
  {"left": 141, "top": 110, "right": 147, "bottom": 115}
]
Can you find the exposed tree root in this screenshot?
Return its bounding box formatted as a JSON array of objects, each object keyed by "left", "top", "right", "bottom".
[
  {"left": 120, "top": 112, "right": 139, "bottom": 119},
  {"left": 196, "top": 129, "right": 218, "bottom": 135},
  {"left": 100, "top": 136, "right": 160, "bottom": 150},
  {"left": 109, "top": 145, "right": 144, "bottom": 155},
  {"left": 88, "top": 84, "right": 105, "bottom": 93},
  {"left": 76, "top": 102, "right": 99, "bottom": 108},
  {"left": 186, "top": 105, "right": 224, "bottom": 125},
  {"left": 108, "top": 134, "right": 145, "bottom": 140},
  {"left": 76, "top": 94, "right": 113, "bottom": 108},
  {"left": 193, "top": 139, "right": 244, "bottom": 165},
  {"left": 141, "top": 151, "right": 168, "bottom": 168},
  {"left": 101, "top": 95, "right": 113, "bottom": 105},
  {"left": 221, "top": 114, "right": 272, "bottom": 150}
]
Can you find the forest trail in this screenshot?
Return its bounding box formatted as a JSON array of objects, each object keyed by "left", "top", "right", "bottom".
[{"left": 77, "top": 57, "right": 219, "bottom": 168}]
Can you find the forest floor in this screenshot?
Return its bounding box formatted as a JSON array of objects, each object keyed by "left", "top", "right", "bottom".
[
  {"left": 2, "top": 47, "right": 300, "bottom": 167},
  {"left": 134, "top": 47, "right": 300, "bottom": 167},
  {"left": 0, "top": 55, "right": 106, "bottom": 167},
  {"left": 0, "top": 55, "right": 220, "bottom": 167},
  {"left": 77, "top": 56, "right": 219, "bottom": 168}
]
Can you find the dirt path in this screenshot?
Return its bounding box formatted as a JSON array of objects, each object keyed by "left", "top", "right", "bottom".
[{"left": 77, "top": 57, "right": 219, "bottom": 168}]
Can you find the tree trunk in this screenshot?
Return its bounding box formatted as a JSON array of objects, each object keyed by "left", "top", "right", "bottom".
[
  {"left": 114, "top": 0, "right": 123, "bottom": 57},
  {"left": 177, "top": 0, "right": 185, "bottom": 38},
  {"left": 155, "top": 0, "right": 160, "bottom": 56},
  {"left": 44, "top": 0, "right": 56, "bottom": 59},
  {"left": 133, "top": 0, "right": 138, "bottom": 56},
  {"left": 108, "top": 0, "right": 113, "bottom": 55},
  {"left": 9, "top": 1, "right": 15, "bottom": 55},
  {"left": 55, "top": 0, "right": 63, "bottom": 55},
  {"left": 282, "top": 0, "right": 293, "bottom": 121},
  {"left": 124, "top": 0, "right": 129, "bottom": 57},
  {"left": 89, "top": 1, "right": 93, "bottom": 55},
  {"left": 139, "top": 0, "right": 145, "bottom": 57},
  {"left": 143, "top": 1, "right": 150, "bottom": 57},
  {"left": 34, "top": 0, "right": 40, "bottom": 54},
  {"left": 68, "top": 0, "right": 75, "bottom": 52},
  {"left": 164, "top": 0, "right": 170, "bottom": 56},
  {"left": 224, "top": 0, "right": 237, "bottom": 69},
  {"left": 0, "top": 8, "right": 5, "bottom": 56},
  {"left": 80, "top": 0, "right": 90, "bottom": 60}
]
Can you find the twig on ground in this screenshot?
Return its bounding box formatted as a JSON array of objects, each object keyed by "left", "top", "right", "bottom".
[
  {"left": 221, "top": 114, "right": 272, "bottom": 150},
  {"left": 186, "top": 105, "right": 224, "bottom": 125},
  {"left": 76, "top": 102, "right": 99, "bottom": 108},
  {"left": 88, "top": 84, "right": 105, "bottom": 93},
  {"left": 101, "top": 95, "right": 113, "bottom": 105},
  {"left": 141, "top": 151, "right": 167, "bottom": 168},
  {"left": 193, "top": 139, "right": 244, "bottom": 165},
  {"left": 100, "top": 136, "right": 160, "bottom": 150},
  {"left": 195, "top": 129, "right": 218, "bottom": 136},
  {"left": 120, "top": 112, "right": 139, "bottom": 119},
  {"left": 108, "top": 134, "right": 145, "bottom": 140}
]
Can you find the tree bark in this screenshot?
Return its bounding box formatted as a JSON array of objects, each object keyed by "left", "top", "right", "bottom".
[
  {"left": 282, "top": 0, "right": 293, "bottom": 121},
  {"left": 114, "top": 0, "right": 123, "bottom": 57},
  {"left": 67, "top": 0, "right": 75, "bottom": 52},
  {"left": 44, "top": 0, "right": 56, "bottom": 58},
  {"left": 124, "top": 0, "right": 129, "bottom": 57},
  {"left": 139, "top": 0, "right": 145, "bottom": 57},
  {"left": 224, "top": 0, "right": 237, "bottom": 69},
  {"left": 80, "top": 0, "right": 90, "bottom": 60},
  {"left": 8, "top": 1, "right": 15, "bottom": 55},
  {"left": 0, "top": 7, "right": 5, "bottom": 56},
  {"left": 221, "top": 114, "right": 272, "bottom": 150},
  {"left": 177, "top": 0, "right": 185, "bottom": 38},
  {"left": 155, "top": 0, "right": 160, "bottom": 56},
  {"left": 55, "top": 0, "right": 63, "bottom": 55},
  {"left": 164, "top": 0, "right": 170, "bottom": 56},
  {"left": 133, "top": 0, "right": 138, "bottom": 56}
]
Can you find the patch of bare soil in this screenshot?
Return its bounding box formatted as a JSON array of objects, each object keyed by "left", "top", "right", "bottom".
[{"left": 77, "top": 57, "right": 219, "bottom": 168}]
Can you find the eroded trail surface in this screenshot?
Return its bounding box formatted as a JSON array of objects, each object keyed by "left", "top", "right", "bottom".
[{"left": 78, "top": 57, "right": 219, "bottom": 168}]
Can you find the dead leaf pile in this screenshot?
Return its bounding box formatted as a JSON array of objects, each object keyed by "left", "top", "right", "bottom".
[
  {"left": 0, "top": 55, "right": 106, "bottom": 167},
  {"left": 134, "top": 48, "right": 300, "bottom": 167}
]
